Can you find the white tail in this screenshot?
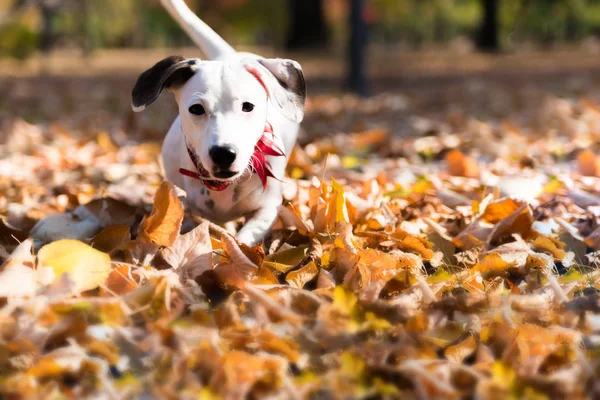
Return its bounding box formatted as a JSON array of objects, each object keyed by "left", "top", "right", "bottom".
[{"left": 160, "top": 0, "right": 236, "bottom": 60}]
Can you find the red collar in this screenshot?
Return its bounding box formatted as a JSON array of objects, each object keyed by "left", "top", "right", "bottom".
[{"left": 178, "top": 123, "right": 284, "bottom": 191}]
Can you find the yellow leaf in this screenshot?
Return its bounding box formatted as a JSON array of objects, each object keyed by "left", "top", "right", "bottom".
[
  {"left": 340, "top": 351, "right": 366, "bottom": 378},
  {"left": 559, "top": 268, "right": 583, "bottom": 284},
  {"left": 137, "top": 181, "right": 184, "bottom": 247},
  {"left": 326, "top": 179, "right": 350, "bottom": 228},
  {"left": 372, "top": 377, "right": 401, "bottom": 396},
  {"left": 333, "top": 285, "right": 358, "bottom": 314},
  {"left": 37, "top": 239, "right": 111, "bottom": 292},
  {"left": 427, "top": 268, "right": 454, "bottom": 284},
  {"left": 491, "top": 361, "right": 516, "bottom": 388}
]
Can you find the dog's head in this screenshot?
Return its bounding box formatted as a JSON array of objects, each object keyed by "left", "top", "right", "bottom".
[{"left": 132, "top": 56, "right": 306, "bottom": 182}]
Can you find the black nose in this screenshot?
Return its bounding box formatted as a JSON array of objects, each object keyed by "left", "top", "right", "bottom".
[{"left": 209, "top": 145, "right": 237, "bottom": 168}]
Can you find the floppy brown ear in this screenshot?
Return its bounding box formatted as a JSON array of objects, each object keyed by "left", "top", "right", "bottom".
[
  {"left": 244, "top": 58, "right": 306, "bottom": 123},
  {"left": 131, "top": 56, "right": 199, "bottom": 112}
]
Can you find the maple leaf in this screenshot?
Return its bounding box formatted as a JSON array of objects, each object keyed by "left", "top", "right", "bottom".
[{"left": 161, "top": 221, "right": 212, "bottom": 273}]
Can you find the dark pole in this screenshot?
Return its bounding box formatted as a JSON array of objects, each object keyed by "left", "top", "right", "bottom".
[
  {"left": 348, "top": 0, "right": 368, "bottom": 96},
  {"left": 478, "top": 0, "right": 499, "bottom": 52},
  {"left": 39, "top": 3, "right": 54, "bottom": 53},
  {"left": 286, "top": 0, "right": 329, "bottom": 50}
]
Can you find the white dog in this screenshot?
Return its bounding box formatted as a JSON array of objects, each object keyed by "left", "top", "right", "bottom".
[{"left": 132, "top": 0, "right": 306, "bottom": 245}]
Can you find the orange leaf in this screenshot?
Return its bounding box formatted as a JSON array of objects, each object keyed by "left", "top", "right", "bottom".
[
  {"left": 474, "top": 253, "right": 514, "bottom": 274},
  {"left": 577, "top": 149, "right": 600, "bottom": 176},
  {"left": 481, "top": 198, "right": 521, "bottom": 224},
  {"left": 531, "top": 236, "right": 566, "bottom": 260},
  {"left": 286, "top": 261, "right": 318, "bottom": 288},
  {"left": 396, "top": 236, "right": 435, "bottom": 260},
  {"left": 137, "top": 181, "right": 184, "bottom": 247},
  {"left": 101, "top": 264, "right": 137, "bottom": 296},
  {"left": 446, "top": 150, "right": 479, "bottom": 177}
]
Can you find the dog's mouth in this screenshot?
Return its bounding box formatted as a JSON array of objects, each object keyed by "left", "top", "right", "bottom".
[
  {"left": 211, "top": 169, "right": 241, "bottom": 180},
  {"left": 180, "top": 126, "right": 284, "bottom": 191}
]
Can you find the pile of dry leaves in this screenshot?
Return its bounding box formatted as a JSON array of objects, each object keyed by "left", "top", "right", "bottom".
[{"left": 2, "top": 93, "right": 600, "bottom": 399}]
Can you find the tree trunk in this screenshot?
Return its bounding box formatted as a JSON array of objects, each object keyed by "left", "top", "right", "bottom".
[
  {"left": 285, "top": 0, "right": 328, "bottom": 50},
  {"left": 478, "top": 0, "right": 499, "bottom": 52},
  {"left": 348, "top": 0, "right": 368, "bottom": 96},
  {"left": 39, "top": 5, "right": 55, "bottom": 53}
]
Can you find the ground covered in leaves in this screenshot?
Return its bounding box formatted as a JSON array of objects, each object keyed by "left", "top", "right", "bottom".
[{"left": 3, "top": 63, "right": 600, "bottom": 398}]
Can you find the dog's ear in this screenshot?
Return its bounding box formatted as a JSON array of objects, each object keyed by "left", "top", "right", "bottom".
[
  {"left": 132, "top": 56, "right": 199, "bottom": 112},
  {"left": 245, "top": 58, "right": 306, "bottom": 123}
]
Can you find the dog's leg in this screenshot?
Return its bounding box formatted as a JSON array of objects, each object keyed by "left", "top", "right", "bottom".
[{"left": 236, "top": 203, "right": 281, "bottom": 246}]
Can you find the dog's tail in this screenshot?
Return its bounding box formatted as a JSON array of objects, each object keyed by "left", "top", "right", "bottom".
[{"left": 160, "top": 0, "right": 236, "bottom": 60}]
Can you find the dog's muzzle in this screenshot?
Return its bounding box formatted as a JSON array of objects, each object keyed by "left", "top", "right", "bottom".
[{"left": 179, "top": 123, "right": 284, "bottom": 191}]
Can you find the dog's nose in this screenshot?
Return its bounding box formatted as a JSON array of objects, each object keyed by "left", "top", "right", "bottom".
[{"left": 209, "top": 145, "right": 237, "bottom": 168}]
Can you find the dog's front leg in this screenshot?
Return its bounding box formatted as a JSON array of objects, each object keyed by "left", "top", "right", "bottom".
[{"left": 236, "top": 202, "right": 281, "bottom": 246}]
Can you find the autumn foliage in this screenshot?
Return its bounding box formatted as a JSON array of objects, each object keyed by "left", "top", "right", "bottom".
[{"left": 2, "top": 93, "right": 600, "bottom": 398}]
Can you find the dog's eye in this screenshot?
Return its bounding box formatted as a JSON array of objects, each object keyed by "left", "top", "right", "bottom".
[
  {"left": 242, "top": 102, "right": 254, "bottom": 112},
  {"left": 189, "top": 104, "right": 205, "bottom": 115}
]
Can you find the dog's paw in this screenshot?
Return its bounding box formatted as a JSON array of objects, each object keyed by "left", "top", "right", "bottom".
[{"left": 235, "top": 230, "right": 263, "bottom": 247}]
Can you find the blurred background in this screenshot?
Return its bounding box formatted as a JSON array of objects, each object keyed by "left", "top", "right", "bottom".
[{"left": 1, "top": 0, "right": 600, "bottom": 142}]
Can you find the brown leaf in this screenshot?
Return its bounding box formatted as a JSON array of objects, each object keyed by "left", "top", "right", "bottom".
[
  {"left": 83, "top": 197, "right": 137, "bottom": 227},
  {"left": 0, "top": 218, "right": 29, "bottom": 248},
  {"left": 487, "top": 203, "right": 533, "bottom": 247},
  {"left": 160, "top": 221, "right": 212, "bottom": 272},
  {"left": 214, "top": 234, "right": 259, "bottom": 288},
  {"left": 91, "top": 225, "right": 131, "bottom": 253},
  {"left": 137, "top": 181, "right": 184, "bottom": 247},
  {"left": 317, "top": 268, "right": 336, "bottom": 289}
]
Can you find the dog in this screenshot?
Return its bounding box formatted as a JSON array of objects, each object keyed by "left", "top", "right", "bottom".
[{"left": 131, "top": 0, "right": 306, "bottom": 245}]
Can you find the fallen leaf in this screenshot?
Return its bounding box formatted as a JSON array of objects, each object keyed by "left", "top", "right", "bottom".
[
  {"left": 91, "top": 225, "right": 131, "bottom": 253},
  {"left": 37, "top": 239, "right": 112, "bottom": 292},
  {"left": 446, "top": 150, "right": 479, "bottom": 177},
  {"left": 30, "top": 205, "right": 103, "bottom": 247},
  {"left": 481, "top": 198, "right": 521, "bottom": 224},
  {"left": 286, "top": 261, "right": 318, "bottom": 288},
  {"left": 161, "top": 221, "right": 212, "bottom": 272},
  {"left": 101, "top": 264, "right": 137, "bottom": 296},
  {"left": 0, "top": 264, "right": 36, "bottom": 297},
  {"left": 577, "top": 149, "right": 600, "bottom": 176},
  {"left": 137, "top": 181, "right": 184, "bottom": 247}
]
